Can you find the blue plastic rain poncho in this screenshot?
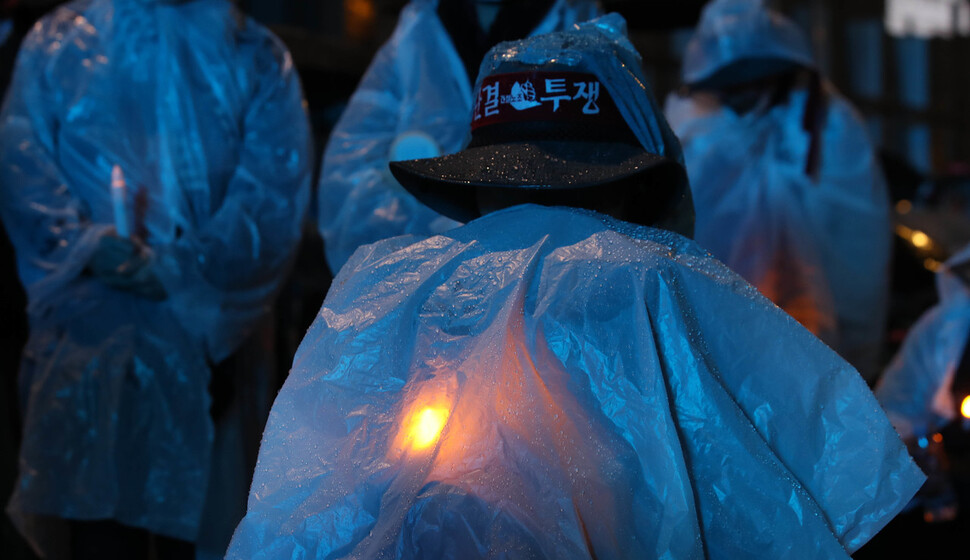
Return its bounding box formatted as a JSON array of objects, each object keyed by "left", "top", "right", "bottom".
[
  {"left": 317, "top": 0, "right": 601, "bottom": 273},
  {"left": 681, "top": 0, "right": 814, "bottom": 86},
  {"left": 876, "top": 244, "right": 970, "bottom": 440},
  {"left": 665, "top": 0, "right": 892, "bottom": 379},
  {"left": 228, "top": 16, "right": 921, "bottom": 558},
  {"left": 229, "top": 206, "right": 921, "bottom": 559},
  {"left": 0, "top": 0, "right": 311, "bottom": 548}
]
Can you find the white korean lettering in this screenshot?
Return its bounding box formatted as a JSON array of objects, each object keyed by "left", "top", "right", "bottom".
[
  {"left": 483, "top": 82, "right": 501, "bottom": 117},
  {"left": 544, "top": 78, "right": 567, "bottom": 94},
  {"left": 573, "top": 81, "right": 601, "bottom": 114}
]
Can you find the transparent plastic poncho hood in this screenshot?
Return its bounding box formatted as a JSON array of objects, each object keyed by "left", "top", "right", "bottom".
[{"left": 682, "top": 0, "right": 816, "bottom": 86}]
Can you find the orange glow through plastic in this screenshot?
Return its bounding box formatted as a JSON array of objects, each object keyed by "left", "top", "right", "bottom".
[{"left": 399, "top": 406, "right": 450, "bottom": 452}]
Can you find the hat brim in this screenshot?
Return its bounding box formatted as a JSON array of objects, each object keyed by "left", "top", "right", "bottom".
[{"left": 390, "top": 140, "right": 678, "bottom": 224}]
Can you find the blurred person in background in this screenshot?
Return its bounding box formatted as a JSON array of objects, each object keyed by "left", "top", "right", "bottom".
[
  {"left": 875, "top": 243, "right": 970, "bottom": 523},
  {"left": 317, "top": 0, "right": 601, "bottom": 274},
  {"left": 0, "top": 0, "right": 312, "bottom": 557},
  {"left": 665, "top": 0, "right": 892, "bottom": 380}
]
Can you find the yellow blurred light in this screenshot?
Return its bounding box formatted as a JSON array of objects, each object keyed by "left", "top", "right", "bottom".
[
  {"left": 911, "top": 231, "right": 930, "bottom": 248},
  {"left": 895, "top": 200, "right": 913, "bottom": 215},
  {"left": 407, "top": 407, "right": 449, "bottom": 450},
  {"left": 962, "top": 396, "right": 970, "bottom": 420},
  {"left": 924, "top": 258, "right": 942, "bottom": 273}
]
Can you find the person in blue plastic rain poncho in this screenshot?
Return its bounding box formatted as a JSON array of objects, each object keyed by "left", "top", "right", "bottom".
[
  {"left": 664, "top": 0, "right": 892, "bottom": 381},
  {"left": 228, "top": 15, "right": 922, "bottom": 559},
  {"left": 317, "top": 0, "right": 601, "bottom": 273},
  {"left": 874, "top": 244, "right": 970, "bottom": 521},
  {"left": 0, "top": 0, "right": 312, "bottom": 557},
  {"left": 877, "top": 244, "right": 970, "bottom": 443}
]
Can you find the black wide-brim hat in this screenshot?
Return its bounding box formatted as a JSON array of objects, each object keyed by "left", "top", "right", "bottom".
[
  {"left": 390, "top": 60, "right": 692, "bottom": 231},
  {"left": 391, "top": 138, "right": 684, "bottom": 225}
]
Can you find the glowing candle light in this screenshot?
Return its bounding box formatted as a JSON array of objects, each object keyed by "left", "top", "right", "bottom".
[
  {"left": 407, "top": 407, "right": 449, "bottom": 450},
  {"left": 961, "top": 395, "right": 970, "bottom": 420},
  {"left": 111, "top": 164, "right": 130, "bottom": 238},
  {"left": 911, "top": 231, "right": 930, "bottom": 249}
]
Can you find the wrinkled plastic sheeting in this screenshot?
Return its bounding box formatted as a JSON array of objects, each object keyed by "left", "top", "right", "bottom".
[
  {"left": 876, "top": 244, "right": 970, "bottom": 439},
  {"left": 0, "top": 0, "right": 311, "bottom": 546},
  {"left": 229, "top": 205, "right": 922, "bottom": 559},
  {"left": 682, "top": 0, "right": 816, "bottom": 85},
  {"left": 666, "top": 84, "right": 892, "bottom": 379},
  {"left": 317, "top": 0, "right": 602, "bottom": 273}
]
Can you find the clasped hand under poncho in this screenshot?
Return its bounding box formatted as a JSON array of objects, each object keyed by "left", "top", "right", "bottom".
[
  {"left": 229, "top": 15, "right": 922, "bottom": 559},
  {"left": 0, "top": 0, "right": 311, "bottom": 548},
  {"left": 666, "top": 0, "right": 892, "bottom": 379}
]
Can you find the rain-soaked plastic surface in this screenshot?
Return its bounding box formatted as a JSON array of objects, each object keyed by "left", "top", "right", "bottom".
[
  {"left": 317, "top": 0, "right": 601, "bottom": 273},
  {"left": 681, "top": 0, "right": 815, "bottom": 86},
  {"left": 667, "top": 7, "right": 892, "bottom": 379},
  {"left": 475, "top": 13, "right": 686, "bottom": 169},
  {"left": 229, "top": 205, "right": 922, "bottom": 559},
  {"left": 876, "top": 244, "right": 970, "bottom": 439},
  {"left": 0, "top": 0, "right": 311, "bottom": 548}
]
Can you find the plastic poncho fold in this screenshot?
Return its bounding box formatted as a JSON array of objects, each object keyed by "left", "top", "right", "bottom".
[
  {"left": 228, "top": 205, "right": 921, "bottom": 559},
  {"left": 667, "top": 4, "right": 891, "bottom": 378},
  {"left": 876, "top": 244, "right": 970, "bottom": 440},
  {"left": 317, "top": 0, "right": 602, "bottom": 273},
  {"left": 0, "top": 0, "right": 311, "bottom": 546},
  {"left": 681, "top": 0, "right": 815, "bottom": 86}
]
